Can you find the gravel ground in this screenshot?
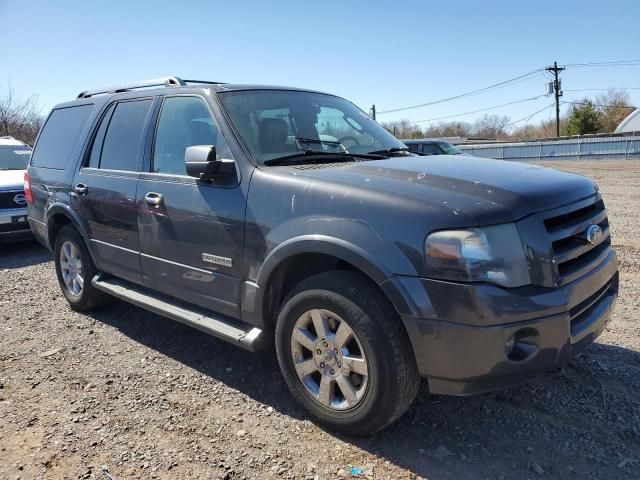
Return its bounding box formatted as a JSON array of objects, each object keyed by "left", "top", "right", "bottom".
[{"left": 1, "top": 159, "right": 639, "bottom": 480}]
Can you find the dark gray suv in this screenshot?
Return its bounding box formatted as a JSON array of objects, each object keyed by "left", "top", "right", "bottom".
[{"left": 26, "top": 77, "right": 618, "bottom": 435}]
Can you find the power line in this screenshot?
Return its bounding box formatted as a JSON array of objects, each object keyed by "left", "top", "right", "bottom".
[
  {"left": 376, "top": 69, "right": 543, "bottom": 114},
  {"left": 503, "top": 103, "right": 556, "bottom": 128},
  {"left": 564, "top": 87, "right": 640, "bottom": 92},
  {"left": 384, "top": 94, "right": 548, "bottom": 125},
  {"left": 375, "top": 59, "right": 640, "bottom": 127},
  {"left": 561, "top": 100, "right": 637, "bottom": 109},
  {"left": 564, "top": 59, "right": 640, "bottom": 67}
]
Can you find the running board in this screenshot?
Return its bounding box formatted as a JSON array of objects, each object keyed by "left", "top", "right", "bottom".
[{"left": 91, "top": 274, "right": 263, "bottom": 352}]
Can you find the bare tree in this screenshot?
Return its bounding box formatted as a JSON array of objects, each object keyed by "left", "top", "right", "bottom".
[
  {"left": 471, "top": 114, "right": 510, "bottom": 139},
  {"left": 595, "top": 88, "right": 634, "bottom": 133},
  {"left": 381, "top": 119, "right": 424, "bottom": 139},
  {"left": 424, "top": 121, "right": 473, "bottom": 138},
  {"left": 0, "top": 84, "right": 42, "bottom": 145},
  {"left": 511, "top": 118, "right": 557, "bottom": 140}
]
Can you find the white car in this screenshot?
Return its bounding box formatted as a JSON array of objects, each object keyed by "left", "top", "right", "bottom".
[{"left": 0, "top": 136, "right": 32, "bottom": 243}]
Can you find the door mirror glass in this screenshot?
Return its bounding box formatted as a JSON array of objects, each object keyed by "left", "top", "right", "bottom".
[{"left": 185, "top": 145, "right": 235, "bottom": 180}]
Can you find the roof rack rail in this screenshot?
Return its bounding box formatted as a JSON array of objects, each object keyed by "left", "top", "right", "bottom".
[
  {"left": 77, "top": 76, "right": 186, "bottom": 98},
  {"left": 182, "top": 79, "right": 227, "bottom": 86}
]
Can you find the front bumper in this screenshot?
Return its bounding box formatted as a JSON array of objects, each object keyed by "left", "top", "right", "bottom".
[
  {"left": 389, "top": 250, "right": 619, "bottom": 396},
  {"left": 0, "top": 207, "right": 32, "bottom": 243}
]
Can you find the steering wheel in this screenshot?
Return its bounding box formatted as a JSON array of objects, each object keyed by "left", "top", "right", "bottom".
[{"left": 337, "top": 136, "right": 360, "bottom": 149}]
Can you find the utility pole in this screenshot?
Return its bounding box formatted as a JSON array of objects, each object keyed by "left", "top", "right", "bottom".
[
  {"left": 370, "top": 104, "right": 376, "bottom": 121},
  {"left": 546, "top": 61, "right": 565, "bottom": 137}
]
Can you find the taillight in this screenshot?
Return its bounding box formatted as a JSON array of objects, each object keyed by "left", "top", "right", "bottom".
[{"left": 24, "top": 171, "right": 33, "bottom": 204}]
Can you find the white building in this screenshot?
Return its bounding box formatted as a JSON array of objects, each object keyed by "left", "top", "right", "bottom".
[{"left": 615, "top": 109, "right": 640, "bottom": 133}]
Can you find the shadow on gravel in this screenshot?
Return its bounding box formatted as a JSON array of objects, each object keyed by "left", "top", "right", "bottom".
[
  {"left": 89, "top": 300, "right": 639, "bottom": 480},
  {"left": 0, "top": 240, "right": 51, "bottom": 269}
]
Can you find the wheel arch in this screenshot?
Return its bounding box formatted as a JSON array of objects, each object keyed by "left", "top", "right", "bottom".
[
  {"left": 246, "top": 236, "right": 399, "bottom": 330},
  {"left": 46, "top": 204, "right": 100, "bottom": 268}
]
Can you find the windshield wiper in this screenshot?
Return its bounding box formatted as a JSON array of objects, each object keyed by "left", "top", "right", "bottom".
[
  {"left": 367, "top": 147, "right": 410, "bottom": 156},
  {"left": 294, "top": 136, "right": 344, "bottom": 147},
  {"left": 263, "top": 150, "right": 385, "bottom": 166}
]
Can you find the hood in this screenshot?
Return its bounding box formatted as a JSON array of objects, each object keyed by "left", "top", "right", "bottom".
[
  {"left": 285, "top": 155, "right": 597, "bottom": 225},
  {"left": 0, "top": 169, "right": 26, "bottom": 191}
]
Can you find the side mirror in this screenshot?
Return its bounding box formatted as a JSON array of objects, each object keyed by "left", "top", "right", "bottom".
[{"left": 185, "top": 145, "right": 236, "bottom": 181}]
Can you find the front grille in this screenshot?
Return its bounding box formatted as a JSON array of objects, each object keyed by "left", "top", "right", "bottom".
[
  {"left": 544, "top": 198, "right": 611, "bottom": 285},
  {"left": 0, "top": 190, "right": 25, "bottom": 209}
]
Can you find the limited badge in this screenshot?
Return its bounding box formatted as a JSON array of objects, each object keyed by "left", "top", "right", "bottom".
[{"left": 202, "top": 253, "right": 232, "bottom": 267}]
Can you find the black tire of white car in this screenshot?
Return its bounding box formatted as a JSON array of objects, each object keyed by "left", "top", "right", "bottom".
[
  {"left": 54, "top": 225, "right": 111, "bottom": 311},
  {"left": 275, "top": 270, "right": 420, "bottom": 436}
]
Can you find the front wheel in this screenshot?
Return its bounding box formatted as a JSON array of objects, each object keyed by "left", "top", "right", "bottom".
[{"left": 275, "top": 271, "right": 420, "bottom": 435}]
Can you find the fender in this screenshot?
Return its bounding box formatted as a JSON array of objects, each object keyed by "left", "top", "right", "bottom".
[
  {"left": 241, "top": 235, "right": 396, "bottom": 328},
  {"left": 256, "top": 234, "right": 392, "bottom": 287},
  {"left": 45, "top": 203, "right": 101, "bottom": 269}
]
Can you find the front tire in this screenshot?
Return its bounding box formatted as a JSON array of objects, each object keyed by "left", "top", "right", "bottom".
[
  {"left": 275, "top": 271, "right": 420, "bottom": 435},
  {"left": 54, "top": 225, "right": 110, "bottom": 311}
]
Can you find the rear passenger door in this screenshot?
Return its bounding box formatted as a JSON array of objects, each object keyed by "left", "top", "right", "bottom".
[
  {"left": 137, "top": 95, "right": 246, "bottom": 319},
  {"left": 73, "top": 98, "right": 154, "bottom": 284}
]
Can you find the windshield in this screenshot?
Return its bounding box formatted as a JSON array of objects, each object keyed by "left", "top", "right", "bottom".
[
  {"left": 437, "top": 142, "right": 463, "bottom": 155},
  {"left": 218, "top": 90, "right": 406, "bottom": 164},
  {"left": 0, "top": 145, "right": 31, "bottom": 170}
]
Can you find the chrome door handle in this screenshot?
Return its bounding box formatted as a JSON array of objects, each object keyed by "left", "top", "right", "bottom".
[
  {"left": 73, "top": 183, "right": 88, "bottom": 195},
  {"left": 145, "top": 192, "right": 163, "bottom": 207}
]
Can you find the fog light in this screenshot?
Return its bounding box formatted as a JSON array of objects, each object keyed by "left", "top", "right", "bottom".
[{"left": 505, "top": 328, "right": 539, "bottom": 362}]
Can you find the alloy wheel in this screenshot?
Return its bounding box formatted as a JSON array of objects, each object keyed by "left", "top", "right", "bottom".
[
  {"left": 290, "top": 309, "right": 369, "bottom": 410},
  {"left": 60, "top": 240, "right": 84, "bottom": 296}
]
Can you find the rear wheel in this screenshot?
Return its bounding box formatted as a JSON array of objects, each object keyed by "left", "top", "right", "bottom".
[
  {"left": 275, "top": 271, "right": 420, "bottom": 435},
  {"left": 54, "top": 225, "right": 111, "bottom": 311}
]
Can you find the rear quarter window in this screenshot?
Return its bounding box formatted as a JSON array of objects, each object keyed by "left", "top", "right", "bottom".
[{"left": 30, "top": 104, "right": 93, "bottom": 169}]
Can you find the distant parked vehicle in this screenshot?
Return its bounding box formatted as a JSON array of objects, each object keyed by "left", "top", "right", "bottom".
[
  {"left": 0, "top": 136, "right": 32, "bottom": 243},
  {"left": 403, "top": 139, "right": 465, "bottom": 156}
]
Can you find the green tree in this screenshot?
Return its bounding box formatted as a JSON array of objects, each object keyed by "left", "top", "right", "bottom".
[{"left": 562, "top": 100, "right": 602, "bottom": 136}]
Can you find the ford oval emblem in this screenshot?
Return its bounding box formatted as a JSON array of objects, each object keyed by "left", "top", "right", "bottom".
[
  {"left": 586, "top": 224, "right": 603, "bottom": 245},
  {"left": 13, "top": 193, "right": 27, "bottom": 206}
]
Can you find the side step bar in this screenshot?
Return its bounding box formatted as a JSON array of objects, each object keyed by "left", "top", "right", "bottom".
[{"left": 92, "top": 274, "right": 263, "bottom": 352}]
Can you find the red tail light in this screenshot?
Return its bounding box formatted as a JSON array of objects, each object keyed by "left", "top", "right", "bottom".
[{"left": 24, "top": 171, "right": 33, "bottom": 204}]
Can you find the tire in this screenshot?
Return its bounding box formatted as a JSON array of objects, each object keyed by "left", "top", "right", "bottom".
[
  {"left": 54, "top": 225, "right": 111, "bottom": 311},
  {"left": 275, "top": 270, "right": 420, "bottom": 435}
]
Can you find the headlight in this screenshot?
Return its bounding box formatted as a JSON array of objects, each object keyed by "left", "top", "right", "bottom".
[{"left": 424, "top": 223, "right": 530, "bottom": 288}]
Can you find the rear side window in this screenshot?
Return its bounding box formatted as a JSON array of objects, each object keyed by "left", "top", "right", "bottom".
[
  {"left": 98, "top": 99, "right": 152, "bottom": 171},
  {"left": 30, "top": 105, "right": 93, "bottom": 169}
]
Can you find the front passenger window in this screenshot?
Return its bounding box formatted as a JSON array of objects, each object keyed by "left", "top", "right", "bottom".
[{"left": 153, "top": 96, "right": 232, "bottom": 176}]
